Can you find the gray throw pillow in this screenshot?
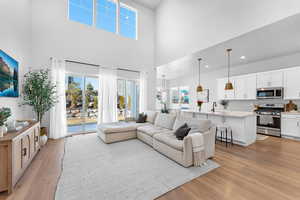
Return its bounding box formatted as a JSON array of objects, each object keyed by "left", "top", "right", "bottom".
[
  {"left": 174, "top": 123, "right": 190, "bottom": 140},
  {"left": 136, "top": 113, "right": 147, "bottom": 123}
]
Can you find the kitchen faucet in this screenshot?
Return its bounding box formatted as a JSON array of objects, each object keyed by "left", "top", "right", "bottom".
[{"left": 211, "top": 102, "right": 217, "bottom": 112}]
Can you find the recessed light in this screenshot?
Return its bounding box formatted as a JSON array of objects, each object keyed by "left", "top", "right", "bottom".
[
  {"left": 240, "top": 56, "right": 246, "bottom": 60},
  {"left": 205, "top": 65, "right": 209, "bottom": 68}
]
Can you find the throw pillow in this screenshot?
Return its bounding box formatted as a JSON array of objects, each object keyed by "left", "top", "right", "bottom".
[
  {"left": 175, "top": 127, "right": 191, "bottom": 140},
  {"left": 136, "top": 113, "right": 147, "bottom": 123},
  {"left": 174, "top": 123, "right": 190, "bottom": 140}
]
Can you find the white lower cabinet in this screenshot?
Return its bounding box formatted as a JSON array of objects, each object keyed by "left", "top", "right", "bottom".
[{"left": 281, "top": 114, "right": 300, "bottom": 138}]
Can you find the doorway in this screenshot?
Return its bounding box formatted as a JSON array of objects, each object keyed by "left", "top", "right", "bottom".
[
  {"left": 65, "top": 74, "right": 99, "bottom": 134},
  {"left": 117, "top": 79, "right": 139, "bottom": 121}
]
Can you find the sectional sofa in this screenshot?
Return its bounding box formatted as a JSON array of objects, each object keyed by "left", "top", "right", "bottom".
[{"left": 97, "top": 111, "right": 216, "bottom": 167}]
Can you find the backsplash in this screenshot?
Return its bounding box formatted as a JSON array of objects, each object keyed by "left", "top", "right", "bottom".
[{"left": 227, "top": 99, "right": 300, "bottom": 112}]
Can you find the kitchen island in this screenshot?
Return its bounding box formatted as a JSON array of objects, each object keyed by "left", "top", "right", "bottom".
[{"left": 182, "top": 110, "right": 257, "bottom": 146}]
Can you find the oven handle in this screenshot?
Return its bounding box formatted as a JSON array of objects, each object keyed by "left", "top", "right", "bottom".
[{"left": 257, "top": 114, "right": 281, "bottom": 118}]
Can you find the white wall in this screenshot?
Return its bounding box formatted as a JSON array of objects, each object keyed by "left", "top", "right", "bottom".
[
  {"left": 156, "top": 0, "right": 300, "bottom": 66},
  {"left": 29, "top": 0, "right": 156, "bottom": 126},
  {"left": 0, "top": 0, "right": 32, "bottom": 120},
  {"left": 168, "top": 52, "right": 300, "bottom": 111}
]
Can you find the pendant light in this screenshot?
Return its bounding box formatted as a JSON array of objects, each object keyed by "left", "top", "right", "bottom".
[
  {"left": 162, "top": 75, "right": 166, "bottom": 91},
  {"left": 225, "top": 49, "right": 234, "bottom": 90},
  {"left": 196, "top": 58, "right": 203, "bottom": 92}
]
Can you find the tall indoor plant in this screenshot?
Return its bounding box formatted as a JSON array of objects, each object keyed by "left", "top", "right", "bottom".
[
  {"left": 0, "top": 107, "right": 11, "bottom": 137},
  {"left": 22, "top": 69, "right": 57, "bottom": 142}
]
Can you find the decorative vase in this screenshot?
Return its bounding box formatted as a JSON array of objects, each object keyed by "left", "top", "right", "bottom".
[
  {"left": 3, "top": 126, "right": 8, "bottom": 134},
  {"left": 40, "top": 135, "right": 48, "bottom": 146},
  {"left": 198, "top": 106, "right": 202, "bottom": 112},
  {"left": 0, "top": 126, "right": 4, "bottom": 137}
]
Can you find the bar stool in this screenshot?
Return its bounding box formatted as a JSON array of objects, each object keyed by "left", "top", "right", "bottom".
[{"left": 215, "top": 123, "right": 233, "bottom": 147}]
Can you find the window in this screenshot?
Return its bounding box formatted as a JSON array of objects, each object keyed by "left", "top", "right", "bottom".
[
  {"left": 69, "top": 0, "right": 94, "bottom": 26},
  {"left": 120, "top": 4, "right": 137, "bottom": 39},
  {"left": 96, "top": 0, "right": 117, "bottom": 33},
  {"left": 68, "top": 0, "right": 137, "bottom": 39}
]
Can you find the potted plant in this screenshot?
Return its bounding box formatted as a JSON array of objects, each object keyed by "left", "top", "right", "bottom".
[
  {"left": 197, "top": 100, "right": 203, "bottom": 112},
  {"left": 219, "top": 100, "right": 229, "bottom": 110},
  {"left": 22, "top": 69, "right": 57, "bottom": 145},
  {"left": 0, "top": 107, "right": 11, "bottom": 137}
]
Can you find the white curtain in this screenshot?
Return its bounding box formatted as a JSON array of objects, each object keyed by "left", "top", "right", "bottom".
[
  {"left": 139, "top": 71, "right": 148, "bottom": 113},
  {"left": 98, "top": 68, "right": 118, "bottom": 123},
  {"left": 49, "top": 58, "right": 67, "bottom": 139}
]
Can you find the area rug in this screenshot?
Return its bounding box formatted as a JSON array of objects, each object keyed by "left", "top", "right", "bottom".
[
  {"left": 55, "top": 134, "right": 220, "bottom": 200},
  {"left": 256, "top": 134, "right": 269, "bottom": 141}
]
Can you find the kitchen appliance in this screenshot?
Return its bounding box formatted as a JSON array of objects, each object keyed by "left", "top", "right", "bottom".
[
  {"left": 256, "top": 87, "right": 283, "bottom": 99},
  {"left": 256, "top": 104, "right": 284, "bottom": 137}
]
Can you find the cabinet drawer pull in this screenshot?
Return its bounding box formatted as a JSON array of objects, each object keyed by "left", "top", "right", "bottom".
[
  {"left": 22, "top": 148, "right": 27, "bottom": 157},
  {"left": 35, "top": 136, "right": 39, "bottom": 142}
]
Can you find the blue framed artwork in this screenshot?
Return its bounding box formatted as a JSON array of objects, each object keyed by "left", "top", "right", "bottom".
[{"left": 0, "top": 49, "right": 19, "bottom": 97}]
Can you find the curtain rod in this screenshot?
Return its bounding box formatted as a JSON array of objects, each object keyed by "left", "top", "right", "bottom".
[
  {"left": 65, "top": 59, "right": 100, "bottom": 67},
  {"left": 64, "top": 59, "right": 140, "bottom": 73}
]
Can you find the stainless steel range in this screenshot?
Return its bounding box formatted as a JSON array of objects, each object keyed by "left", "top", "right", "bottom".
[{"left": 256, "top": 104, "right": 284, "bottom": 137}]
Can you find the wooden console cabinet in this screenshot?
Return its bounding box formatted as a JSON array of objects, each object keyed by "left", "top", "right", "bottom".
[{"left": 0, "top": 121, "right": 40, "bottom": 193}]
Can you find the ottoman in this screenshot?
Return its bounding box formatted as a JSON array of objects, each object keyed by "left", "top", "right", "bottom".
[{"left": 97, "top": 122, "right": 141, "bottom": 144}]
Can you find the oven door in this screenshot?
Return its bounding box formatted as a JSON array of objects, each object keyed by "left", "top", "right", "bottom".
[{"left": 257, "top": 113, "right": 281, "bottom": 137}]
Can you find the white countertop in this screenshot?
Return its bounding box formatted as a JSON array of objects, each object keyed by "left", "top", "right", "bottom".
[
  {"left": 282, "top": 111, "right": 300, "bottom": 115},
  {"left": 182, "top": 110, "right": 256, "bottom": 118}
]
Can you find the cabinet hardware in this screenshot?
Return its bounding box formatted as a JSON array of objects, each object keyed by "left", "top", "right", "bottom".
[{"left": 22, "top": 148, "right": 27, "bottom": 157}]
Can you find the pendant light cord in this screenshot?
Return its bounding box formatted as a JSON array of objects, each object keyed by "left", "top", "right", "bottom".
[
  {"left": 198, "top": 58, "right": 202, "bottom": 85},
  {"left": 227, "top": 49, "right": 232, "bottom": 82}
]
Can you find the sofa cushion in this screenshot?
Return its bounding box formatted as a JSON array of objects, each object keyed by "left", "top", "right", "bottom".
[
  {"left": 154, "top": 132, "right": 184, "bottom": 151},
  {"left": 144, "top": 111, "right": 157, "bottom": 124},
  {"left": 173, "top": 116, "right": 211, "bottom": 133},
  {"left": 137, "top": 124, "right": 170, "bottom": 137},
  {"left": 98, "top": 122, "right": 142, "bottom": 134},
  {"left": 154, "top": 113, "right": 176, "bottom": 129}
]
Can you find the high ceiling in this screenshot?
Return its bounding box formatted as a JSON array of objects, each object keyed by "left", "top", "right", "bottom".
[
  {"left": 132, "top": 0, "right": 161, "bottom": 9},
  {"left": 157, "top": 13, "right": 300, "bottom": 80}
]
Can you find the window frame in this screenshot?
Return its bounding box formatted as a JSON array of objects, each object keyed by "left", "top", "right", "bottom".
[
  {"left": 67, "top": 0, "right": 138, "bottom": 40},
  {"left": 119, "top": 2, "right": 138, "bottom": 40},
  {"left": 67, "top": 0, "right": 95, "bottom": 26}
]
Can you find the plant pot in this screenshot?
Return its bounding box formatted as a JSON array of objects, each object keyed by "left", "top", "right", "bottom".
[
  {"left": 0, "top": 126, "right": 4, "bottom": 137},
  {"left": 40, "top": 127, "right": 48, "bottom": 136},
  {"left": 40, "top": 135, "right": 48, "bottom": 146}
]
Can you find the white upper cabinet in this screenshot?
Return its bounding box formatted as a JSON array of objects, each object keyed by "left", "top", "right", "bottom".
[
  {"left": 234, "top": 74, "right": 256, "bottom": 100},
  {"left": 284, "top": 67, "right": 300, "bottom": 100},
  {"left": 217, "top": 78, "right": 235, "bottom": 100},
  {"left": 217, "top": 66, "right": 300, "bottom": 101},
  {"left": 257, "top": 71, "right": 283, "bottom": 88}
]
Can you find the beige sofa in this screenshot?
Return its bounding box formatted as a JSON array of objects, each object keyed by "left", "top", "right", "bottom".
[{"left": 97, "top": 111, "right": 215, "bottom": 167}]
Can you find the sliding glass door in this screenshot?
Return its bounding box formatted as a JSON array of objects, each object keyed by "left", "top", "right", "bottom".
[
  {"left": 66, "top": 74, "right": 98, "bottom": 134},
  {"left": 117, "top": 79, "right": 139, "bottom": 121}
]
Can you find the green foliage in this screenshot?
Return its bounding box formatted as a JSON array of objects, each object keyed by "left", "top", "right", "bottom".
[
  {"left": 0, "top": 107, "right": 11, "bottom": 126},
  {"left": 22, "top": 69, "right": 57, "bottom": 123},
  {"left": 66, "top": 81, "right": 82, "bottom": 109}
]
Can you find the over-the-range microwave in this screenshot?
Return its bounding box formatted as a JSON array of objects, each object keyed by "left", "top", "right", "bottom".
[{"left": 256, "top": 87, "right": 284, "bottom": 99}]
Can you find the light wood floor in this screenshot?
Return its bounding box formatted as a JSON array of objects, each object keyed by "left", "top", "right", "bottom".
[{"left": 1, "top": 136, "right": 300, "bottom": 200}]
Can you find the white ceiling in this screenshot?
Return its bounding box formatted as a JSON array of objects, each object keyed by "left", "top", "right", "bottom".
[
  {"left": 157, "top": 13, "right": 300, "bottom": 80},
  {"left": 132, "top": 0, "right": 161, "bottom": 9}
]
